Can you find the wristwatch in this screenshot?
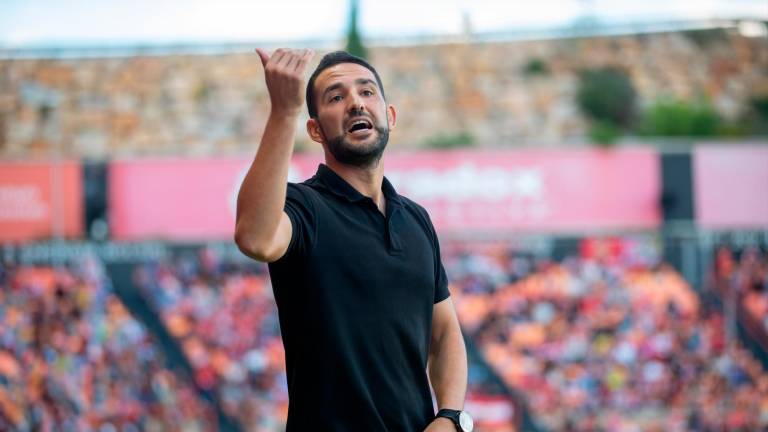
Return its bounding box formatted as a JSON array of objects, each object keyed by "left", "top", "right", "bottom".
[{"left": 436, "top": 408, "right": 474, "bottom": 432}]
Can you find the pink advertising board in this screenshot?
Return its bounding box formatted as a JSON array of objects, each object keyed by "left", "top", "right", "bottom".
[
  {"left": 382, "top": 148, "right": 660, "bottom": 232},
  {"left": 109, "top": 158, "right": 280, "bottom": 240},
  {"left": 110, "top": 148, "right": 661, "bottom": 240},
  {"left": 694, "top": 145, "right": 768, "bottom": 229}
]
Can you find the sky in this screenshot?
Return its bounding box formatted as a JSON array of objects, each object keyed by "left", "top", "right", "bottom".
[{"left": 1, "top": 0, "right": 766, "bottom": 47}]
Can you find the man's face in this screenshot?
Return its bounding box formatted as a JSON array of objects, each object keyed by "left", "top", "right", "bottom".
[{"left": 308, "top": 63, "right": 396, "bottom": 168}]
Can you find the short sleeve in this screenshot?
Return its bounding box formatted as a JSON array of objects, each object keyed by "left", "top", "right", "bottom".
[
  {"left": 419, "top": 205, "right": 450, "bottom": 304},
  {"left": 433, "top": 235, "right": 450, "bottom": 304},
  {"left": 281, "top": 183, "right": 317, "bottom": 260}
]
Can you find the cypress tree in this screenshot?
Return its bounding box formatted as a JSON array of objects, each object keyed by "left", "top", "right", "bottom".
[{"left": 345, "top": 0, "right": 368, "bottom": 59}]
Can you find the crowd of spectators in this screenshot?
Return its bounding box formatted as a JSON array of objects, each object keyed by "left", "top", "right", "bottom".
[
  {"left": 0, "top": 256, "right": 216, "bottom": 431},
  {"left": 131, "top": 248, "right": 289, "bottom": 431},
  {"left": 445, "top": 241, "right": 768, "bottom": 431},
  {"left": 3, "top": 240, "right": 766, "bottom": 431}
]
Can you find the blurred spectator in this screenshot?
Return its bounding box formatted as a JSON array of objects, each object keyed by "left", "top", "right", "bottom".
[{"left": 713, "top": 245, "right": 768, "bottom": 337}]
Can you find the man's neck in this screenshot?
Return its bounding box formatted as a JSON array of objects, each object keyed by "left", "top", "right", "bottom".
[{"left": 325, "top": 157, "right": 386, "bottom": 213}]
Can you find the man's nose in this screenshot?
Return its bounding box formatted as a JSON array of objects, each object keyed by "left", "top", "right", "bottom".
[{"left": 348, "top": 93, "right": 365, "bottom": 113}]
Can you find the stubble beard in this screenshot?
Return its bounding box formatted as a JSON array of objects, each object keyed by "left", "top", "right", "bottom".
[{"left": 324, "top": 124, "right": 389, "bottom": 169}]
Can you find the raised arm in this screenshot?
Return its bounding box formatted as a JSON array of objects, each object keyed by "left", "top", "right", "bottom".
[{"left": 234, "top": 48, "right": 314, "bottom": 262}]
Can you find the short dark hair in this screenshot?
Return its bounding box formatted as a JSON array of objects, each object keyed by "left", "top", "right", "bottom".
[{"left": 305, "top": 51, "right": 386, "bottom": 119}]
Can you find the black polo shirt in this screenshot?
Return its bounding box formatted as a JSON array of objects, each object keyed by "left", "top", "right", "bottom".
[{"left": 267, "top": 164, "right": 450, "bottom": 432}]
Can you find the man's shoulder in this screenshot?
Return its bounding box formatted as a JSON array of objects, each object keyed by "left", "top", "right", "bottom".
[
  {"left": 291, "top": 175, "right": 321, "bottom": 189},
  {"left": 397, "top": 194, "right": 436, "bottom": 230},
  {"left": 398, "top": 194, "right": 427, "bottom": 215},
  {"left": 283, "top": 180, "right": 327, "bottom": 219},
  {"left": 287, "top": 177, "right": 323, "bottom": 198}
]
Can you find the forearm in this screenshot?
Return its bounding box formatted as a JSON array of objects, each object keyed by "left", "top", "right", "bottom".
[
  {"left": 234, "top": 111, "right": 297, "bottom": 249},
  {"left": 235, "top": 48, "right": 313, "bottom": 259},
  {"left": 428, "top": 324, "right": 468, "bottom": 410}
]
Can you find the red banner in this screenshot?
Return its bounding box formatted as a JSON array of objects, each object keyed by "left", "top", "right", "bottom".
[
  {"left": 694, "top": 144, "right": 768, "bottom": 229},
  {"left": 109, "top": 148, "right": 661, "bottom": 240},
  {"left": 0, "top": 161, "right": 83, "bottom": 242}
]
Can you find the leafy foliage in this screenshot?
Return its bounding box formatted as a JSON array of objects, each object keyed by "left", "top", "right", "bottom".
[
  {"left": 522, "top": 58, "right": 549, "bottom": 76},
  {"left": 576, "top": 67, "right": 637, "bottom": 128},
  {"left": 588, "top": 121, "right": 621, "bottom": 146},
  {"left": 423, "top": 131, "right": 475, "bottom": 149},
  {"left": 638, "top": 99, "right": 721, "bottom": 136}
]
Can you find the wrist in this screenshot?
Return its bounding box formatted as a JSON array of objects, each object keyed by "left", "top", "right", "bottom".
[
  {"left": 436, "top": 408, "right": 473, "bottom": 432},
  {"left": 431, "top": 416, "right": 456, "bottom": 430},
  {"left": 432, "top": 416, "right": 454, "bottom": 425},
  {"left": 270, "top": 107, "right": 302, "bottom": 119}
]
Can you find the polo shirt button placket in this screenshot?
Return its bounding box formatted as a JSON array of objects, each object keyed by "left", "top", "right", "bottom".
[{"left": 386, "top": 214, "right": 403, "bottom": 255}]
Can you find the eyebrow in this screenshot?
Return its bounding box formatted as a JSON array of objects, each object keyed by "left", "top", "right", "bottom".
[{"left": 322, "top": 78, "right": 379, "bottom": 99}]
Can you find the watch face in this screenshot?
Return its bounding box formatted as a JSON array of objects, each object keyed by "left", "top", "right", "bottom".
[{"left": 459, "top": 412, "right": 474, "bottom": 432}]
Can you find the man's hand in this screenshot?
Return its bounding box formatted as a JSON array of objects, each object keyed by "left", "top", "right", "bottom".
[
  {"left": 255, "top": 48, "right": 315, "bottom": 117},
  {"left": 424, "top": 416, "right": 456, "bottom": 432}
]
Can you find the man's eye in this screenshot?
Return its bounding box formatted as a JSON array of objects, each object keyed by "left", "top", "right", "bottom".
[
  {"left": 330, "top": 95, "right": 343, "bottom": 102},
  {"left": 362, "top": 90, "right": 373, "bottom": 96}
]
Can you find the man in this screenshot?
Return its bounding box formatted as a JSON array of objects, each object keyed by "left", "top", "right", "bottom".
[{"left": 235, "top": 48, "right": 472, "bottom": 432}]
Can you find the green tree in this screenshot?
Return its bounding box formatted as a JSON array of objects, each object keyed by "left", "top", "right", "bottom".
[
  {"left": 522, "top": 58, "right": 549, "bottom": 76},
  {"left": 345, "top": 0, "right": 368, "bottom": 59},
  {"left": 576, "top": 67, "right": 637, "bottom": 128},
  {"left": 576, "top": 67, "right": 637, "bottom": 146}
]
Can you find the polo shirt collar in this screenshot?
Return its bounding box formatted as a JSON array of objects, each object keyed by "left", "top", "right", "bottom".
[{"left": 314, "top": 164, "right": 403, "bottom": 207}]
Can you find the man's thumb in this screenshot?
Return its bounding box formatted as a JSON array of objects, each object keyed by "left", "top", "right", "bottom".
[{"left": 255, "top": 48, "right": 269, "bottom": 67}]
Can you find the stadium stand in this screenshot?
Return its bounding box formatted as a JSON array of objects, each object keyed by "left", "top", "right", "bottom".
[
  {"left": 0, "top": 258, "right": 217, "bottom": 431},
  {"left": 445, "top": 243, "right": 768, "bottom": 431},
  {"left": 1, "top": 27, "right": 764, "bottom": 158},
  {"left": 130, "top": 248, "right": 289, "bottom": 430},
  {"left": 1, "top": 241, "right": 766, "bottom": 431}
]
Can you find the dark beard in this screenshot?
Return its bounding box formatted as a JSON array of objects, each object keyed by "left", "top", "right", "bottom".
[{"left": 324, "top": 124, "right": 389, "bottom": 169}]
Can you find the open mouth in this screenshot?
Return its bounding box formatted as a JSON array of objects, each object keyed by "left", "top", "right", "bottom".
[{"left": 347, "top": 118, "right": 373, "bottom": 133}]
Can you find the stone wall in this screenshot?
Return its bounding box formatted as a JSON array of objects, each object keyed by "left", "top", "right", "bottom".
[{"left": 1, "top": 29, "right": 765, "bottom": 158}]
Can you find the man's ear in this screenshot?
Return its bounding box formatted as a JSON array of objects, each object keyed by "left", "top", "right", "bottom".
[
  {"left": 306, "top": 118, "right": 325, "bottom": 144},
  {"left": 387, "top": 104, "right": 397, "bottom": 130}
]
